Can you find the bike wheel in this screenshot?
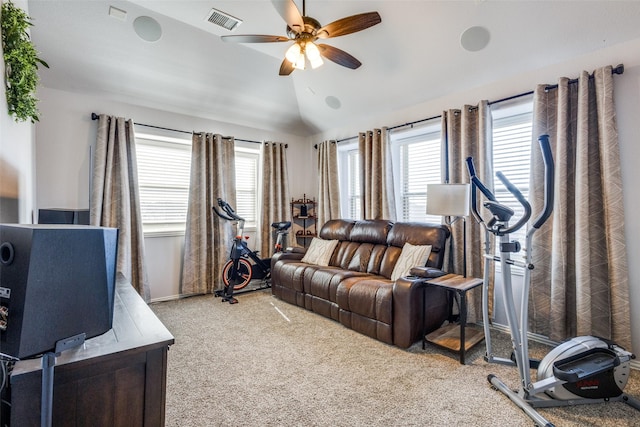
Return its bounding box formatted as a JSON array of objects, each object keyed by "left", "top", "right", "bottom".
[{"left": 222, "top": 258, "right": 253, "bottom": 290}]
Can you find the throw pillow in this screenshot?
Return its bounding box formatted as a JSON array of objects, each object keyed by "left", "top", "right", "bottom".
[
  {"left": 390, "top": 242, "right": 432, "bottom": 281},
  {"left": 301, "top": 237, "right": 339, "bottom": 267}
]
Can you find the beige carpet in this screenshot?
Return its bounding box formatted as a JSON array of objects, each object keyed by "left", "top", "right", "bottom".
[{"left": 151, "top": 289, "right": 640, "bottom": 426}]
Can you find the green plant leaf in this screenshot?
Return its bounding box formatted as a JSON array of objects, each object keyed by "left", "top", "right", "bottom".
[{"left": 1, "top": 0, "right": 49, "bottom": 122}]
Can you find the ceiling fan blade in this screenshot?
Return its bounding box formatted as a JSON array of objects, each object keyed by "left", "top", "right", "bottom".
[
  {"left": 279, "top": 58, "right": 295, "bottom": 76},
  {"left": 221, "top": 34, "right": 291, "bottom": 43},
  {"left": 317, "top": 44, "right": 362, "bottom": 69},
  {"left": 316, "top": 12, "right": 381, "bottom": 39},
  {"left": 272, "top": 0, "right": 304, "bottom": 34}
]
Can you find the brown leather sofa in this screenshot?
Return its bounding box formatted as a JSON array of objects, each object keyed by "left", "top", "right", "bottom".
[{"left": 271, "top": 219, "right": 451, "bottom": 348}]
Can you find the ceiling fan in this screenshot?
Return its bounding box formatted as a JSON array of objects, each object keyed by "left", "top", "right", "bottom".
[{"left": 221, "top": 0, "right": 381, "bottom": 76}]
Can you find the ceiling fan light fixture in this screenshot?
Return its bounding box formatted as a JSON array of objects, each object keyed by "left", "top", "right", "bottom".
[
  {"left": 286, "top": 42, "right": 305, "bottom": 69},
  {"left": 285, "top": 42, "right": 301, "bottom": 63},
  {"left": 306, "top": 42, "right": 324, "bottom": 69},
  {"left": 294, "top": 54, "right": 306, "bottom": 70}
]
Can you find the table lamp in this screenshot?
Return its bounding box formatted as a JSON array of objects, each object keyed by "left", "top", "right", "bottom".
[{"left": 426, "top": 183, "right": 470, "bottom": 276}]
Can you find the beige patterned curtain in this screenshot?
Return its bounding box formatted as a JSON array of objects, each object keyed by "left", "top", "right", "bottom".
[
  {"left": 91, "top": 114, "right": 150, "bottom": 301},
  {"left": 181, "top": 133, "right": 236, "bottom": 295},
  {"left": 443, "top": 102, "right": 492, "bottom": 319},
  {"left": 261, "top": 142, "right": 290, "bottom": 255},
  {"left": 359, "top": 128, "right": 396, "bottom": 220},
  {"left": 316, "top": 140, "right": 340, "bottom": 229},
  {"left": 530, "top": 66, "right": 631, "bottom": 348}
]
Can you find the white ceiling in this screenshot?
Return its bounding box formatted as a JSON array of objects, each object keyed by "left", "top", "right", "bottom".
[{"left": 28, "top": 1, "right": 640, "bottom": 137}]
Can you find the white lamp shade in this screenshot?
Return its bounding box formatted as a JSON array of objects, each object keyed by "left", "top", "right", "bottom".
[{"left": 426, "top": 184, "right": 470, "bottom": 216}]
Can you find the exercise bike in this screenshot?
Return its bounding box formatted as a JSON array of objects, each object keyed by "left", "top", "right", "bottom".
[
  {"left": 466, "top": 134, "right": 640, "bottom": 426},
  {"left": 213, "top": 198, "right": 291, "bottom": 304}
]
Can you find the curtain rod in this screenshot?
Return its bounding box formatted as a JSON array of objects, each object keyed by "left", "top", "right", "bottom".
[
  {"left": 90, "top": 113, "right": 263, "bottom": 145},
  {"left": 331, "top": 63, "right": 624, "bottom": 143}
]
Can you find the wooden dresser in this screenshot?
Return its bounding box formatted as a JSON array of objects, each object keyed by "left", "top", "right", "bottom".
[{"left": 5, "top": 275, "right": 174, "bottom": 426}]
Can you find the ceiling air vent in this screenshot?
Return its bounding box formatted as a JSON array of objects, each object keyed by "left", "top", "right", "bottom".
[{"left": 206, "top": 8, "right": 242, "bottom": 31}]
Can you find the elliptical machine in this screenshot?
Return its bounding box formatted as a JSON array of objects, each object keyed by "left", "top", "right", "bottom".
[{"left": 466, "top": 134, "right": 640, "bottom": 426}]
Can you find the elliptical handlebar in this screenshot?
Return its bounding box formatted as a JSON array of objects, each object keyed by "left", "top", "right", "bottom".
[
  {"left": 465, "top": 134, "right": 554, "bottom": 235},
  {"left": 495, "top": 171, "right": 531, "bottom": 235},
  {"left": 212, "top": 198, "right": 245, "bottom": 222},
  {"left": 466, "top": 157, "right": 497, "bottom": 226},
  {"left": 532, "top": 134, "right": 555, "bottom": 230}
]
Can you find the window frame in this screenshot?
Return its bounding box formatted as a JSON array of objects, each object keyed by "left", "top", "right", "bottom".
[
  {"left": 135, "top": 132, "right": 193, "bottom": 237},
  {"left": 134, "top": 133, "right": 262, "bottom": 237},
  {"left": 337, "top": 140, "right": 361, "bottom": 219},
  {"left": 490, "top": 95, "right": 534, "bottom": 273},
  {"left": 390, "top": 121, "right": 442, "bottom": 223}
]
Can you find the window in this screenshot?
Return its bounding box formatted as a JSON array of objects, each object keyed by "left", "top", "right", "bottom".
[
  {"left": 490, "top": 98, "right": 534, "bottom": 260},
  {"left": 337, "top": 143, "right": 361, "bottom": 219},
  {"left": 135, "top": 133, "right": 192, "bottom": 235},
  {"left": 392, "top": 124, "right": 442, "bottom": 222},
  {"left": 135, "top": 134, "right": 261, "bottom": 235},
  {"left": 234, "top": 144, "right": 261, "bottom": 229}
]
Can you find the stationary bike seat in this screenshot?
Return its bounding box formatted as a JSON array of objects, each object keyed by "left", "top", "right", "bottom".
[{"left": 271, "top": 221, "right": 291, "bottom": 231}]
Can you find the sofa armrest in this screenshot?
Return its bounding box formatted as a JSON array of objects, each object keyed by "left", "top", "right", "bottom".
[
  {"left": 392, "top": 275, "right": 449, "bottom": 349},
  {"left": 408, "top": 266, "right": 446, "bottom": 279},
  {"left": 286, "top": 247, "right": 306, "bottom": 254},
  {"left": 271, "top": 250, "right": 305, "bottom": 265}
]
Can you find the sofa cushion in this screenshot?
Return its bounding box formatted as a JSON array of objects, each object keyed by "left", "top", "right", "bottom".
[
  {"left": 301, "top": 238, "right": 339, "bottom": 266},
  {"left": 349, "top": 219, "right": 392, "bottom": 244},
  {"left": 336, "top": 278, "right": 393, "bottom": 324},
  {"left": 390, "top": 242, "right": 432, "bottom": 281},
  {"left": 387, "top": 222, "right": 450, "bottom": 268},
  {"left": 319, "top": 219, "right": 355, "bottom": 240}
]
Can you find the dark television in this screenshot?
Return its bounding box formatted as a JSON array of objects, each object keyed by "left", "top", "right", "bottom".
[
  {"left": 0, "top": 224, "right": 118, "bottom": 359},
  {"left": 38, "top": 208, "right": 90, "bottom": 225}
]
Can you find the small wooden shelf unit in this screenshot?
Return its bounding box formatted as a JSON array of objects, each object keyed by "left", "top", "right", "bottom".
[{"left": 291, "top": 195, "right": 316, "bottom": 248}]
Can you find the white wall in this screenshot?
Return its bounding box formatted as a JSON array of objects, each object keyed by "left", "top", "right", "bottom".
[
  {"left": 313, "top": 38, "right": 640, "bottom": 358},
  {"left": 34, "top": 87, "right": 313, "bottom": 301}
]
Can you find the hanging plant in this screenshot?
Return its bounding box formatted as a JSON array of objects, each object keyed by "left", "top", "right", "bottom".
[{"left": 1, "top": 0, "right": 48, "bottom": 123}]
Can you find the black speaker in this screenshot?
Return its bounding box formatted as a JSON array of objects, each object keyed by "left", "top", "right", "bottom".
[
  {"left": 38, "top": 208, "right": 90, "bottom": 225},
  {"left": 0, "top": 224, "right": 118, "bottom": 359}
]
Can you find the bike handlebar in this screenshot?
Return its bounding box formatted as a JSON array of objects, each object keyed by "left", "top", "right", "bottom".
[{"left": 212, "top": 198, "right": 245, "bottom": 222}]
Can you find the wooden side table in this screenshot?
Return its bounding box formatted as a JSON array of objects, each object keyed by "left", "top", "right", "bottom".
[{"left": 421, "top": 274, "right": 484, "bottom": 364}]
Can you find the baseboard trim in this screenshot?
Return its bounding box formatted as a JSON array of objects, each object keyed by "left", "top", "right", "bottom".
[
  {"left": 484, "top": 322, "right": 640, "bottom": 371},
  {"left": 149, "top": 293, "right": 200, "bottom": 303}
]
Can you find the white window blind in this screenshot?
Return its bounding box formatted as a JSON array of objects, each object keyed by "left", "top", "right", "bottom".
[
  {"left": 492, "top": 110, "right": 533, "bottom": 257},
  {"left": 395, "top": 129, "right": 441, "bottom": 222},
  {"left": 337, "top": 143, "right": 361, "bottom": 220},
  {"left": 234, "top": 148, "right": 259, "bottom": 228},
  {"left": 135, "top": 134, "right": 261, "bottom": 235},
  {"left": 136, "top": 135, "right": 192, "bottom": 234},
  {"left": 347, "top": 149, "right": 361, "bottom": 219}
]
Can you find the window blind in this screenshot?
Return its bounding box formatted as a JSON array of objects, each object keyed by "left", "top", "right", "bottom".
[
  {"left": 492, "top": 111, "right": 533, "bottom": 256},
  {"left": 398, "top": 134, "right": 441, "bottom": 222}
]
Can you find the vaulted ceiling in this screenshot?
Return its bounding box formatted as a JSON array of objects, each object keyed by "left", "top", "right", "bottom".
[{"left": 28, "top": 1, "right": 640, "bottom": 137}]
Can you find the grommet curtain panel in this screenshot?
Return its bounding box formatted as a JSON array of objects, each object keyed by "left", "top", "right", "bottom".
[
  {"left": 442, "top": 101, "right": 492, "bottom": 321},
  {"left": 90, "top": 114, "right": 150, "bottom": 301},
  {"left": 316, "top": 140, "right": 341, "bottom": 229},
  {"left": 181, "top": 133, "right": 236, "bottom": 295},
  {"left": 261, "top": 142, "right": 290, "bottom": 255},
  {"left": 530, "top": 66, "right": 631, "bottom": 349},
  {"left": 358, "top": 128, "right": 396, "bottom": 221}
]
